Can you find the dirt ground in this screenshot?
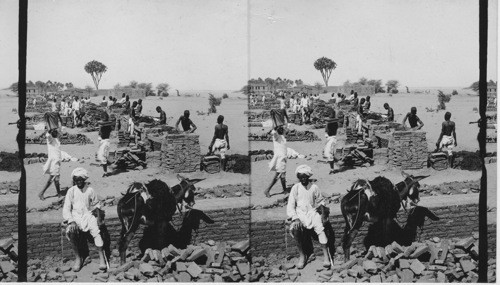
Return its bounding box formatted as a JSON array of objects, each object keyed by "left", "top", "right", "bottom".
[{"left": 19, "top": 92, "right": 251, "bottom": 211}]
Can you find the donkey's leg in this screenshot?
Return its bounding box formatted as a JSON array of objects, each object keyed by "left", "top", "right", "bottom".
[
  {"left": 342, "top": 227, "right": 359, "bottom": 263},
  {"left": 118, "top": 217, "right": 141, "bottom": 265}
]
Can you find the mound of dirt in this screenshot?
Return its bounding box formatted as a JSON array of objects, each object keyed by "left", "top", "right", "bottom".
[{"left": 0, "top": 152, "right": 21, "bottom": 172}]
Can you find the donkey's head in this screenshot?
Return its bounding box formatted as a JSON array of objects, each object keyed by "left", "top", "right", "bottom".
[
  {"left": 176, "top": 174, "right": 205, "bottom": 208},
  {"left": 401, "top": 171, "right": 429, "bottom": 204}
]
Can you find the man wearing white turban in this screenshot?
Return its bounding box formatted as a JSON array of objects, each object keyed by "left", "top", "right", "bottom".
[
  {"left": 63, "top": 167, "right": 106, "bottom": 272},
  {"left": 287, "top": 165, "right": 331, "bottom": 269}
]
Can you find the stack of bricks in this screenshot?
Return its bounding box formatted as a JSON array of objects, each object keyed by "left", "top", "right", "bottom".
[
  {"left": 344, "top": 112, "right": 362, "bottom": 144},
  {"left": 160, "top": 134, "right": 201, "bottom": 173},
  {"left": 388, "top": 131, "right": 428, "bottom": 169},
  {"left": 249, "top": 100, "right": 280, "bottom": 110},
  {"left": 26, "top": 101, "right": 51, "bottom": 113}
]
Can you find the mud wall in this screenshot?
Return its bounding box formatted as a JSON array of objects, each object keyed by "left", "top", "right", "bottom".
[
  {"left": 250, "top": 203, "right": 496, "bottom": 259},
  {"left": 0, "top": 203, "right": 18, "bottom": 239},
  {"left": 26, "top": 207, "right": 250, "bottom": 260},
  {"left": 388, "top": 131, "right": 428, "bottom": 169}
]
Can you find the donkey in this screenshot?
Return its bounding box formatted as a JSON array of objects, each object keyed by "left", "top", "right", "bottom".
[
  {"left": 340, "top": 172, "right": 429, "bottom": 262},
  {"left": 117, "top": 175, "right": 204, "bottom": 264}
]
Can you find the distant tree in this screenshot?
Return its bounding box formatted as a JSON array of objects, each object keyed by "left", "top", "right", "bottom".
[
  {"left": 313, "top": 57, "right": 337, "bottom": 87},
  {"left": 156, "top": 83, "right": 170, "bottom": 96},
  {"left": 367, "top": 79, "right": 384, "bottom": 93},
  {"left": 138, "top": 82, "right": 154, "bottom": 96},
  {"left": 84, "top": 60, "right": 107, "bottom": 90},
  {"left": 452, "top": 90, "right": 458, "bottom": 95},
  {"left": 314, "top": 82, "right": 323, "bottom": 91},
  {"left": 343, "top": 80, "right": 351, "bottom": 88},
  {"left": 295, "top": 79, "right": 303, "bottom": 86},
  {"left": 27, "top": 80, "right": 34, "bottom": 87},
  {"left": 9, "top": 82, "right": 18, "bottom": 93},
  {"left": 358, "top": 77, "right": 368, "bottom": 85},
  {"left": 385, "top": 80, "right": 400, "bottom": 93},
  {"left": 114, "top": 83, "right": 122, "bottom": 90},
  {"left": 84, "top": 85, "right": 94, "bottom": 96},
  {"left": 437, "top": 90, "right": 452, "bottom": 110},
  {"left": 35, "top": 81, "right": 45, "bottom": 93},
  {"left": 128, "top": 81, "right": 138, "bottom": 88},
  {"left": 65, "top": 82, "right": 74, "bottom": 89}
]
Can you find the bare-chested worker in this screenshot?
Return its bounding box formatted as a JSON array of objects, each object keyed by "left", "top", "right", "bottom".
[
  {"left": 402, "top": 107, "right": 424, "bottom": 130},
  {"left": 383, "top": 103, "right": 394, "bottom": 122},
  {"left": 175, "top": 110, "right": 197, "bottom": 133},
  {"left": 436, "top": 111, "right": 457, "bottom": 167},
  {"left": 209, "top": 115, "right": 230, "bottom": 171},
  {"left": 156, "top": 106, "right": 166, "bottom": 124}
]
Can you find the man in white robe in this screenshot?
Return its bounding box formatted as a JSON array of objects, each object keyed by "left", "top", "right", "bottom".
[
  {"left": 38, "top": 129, "right": 61, "bottom": 200},
  {"left": 287, "top": 165, "right": 331, "bottom": 269},
  {"left": 63, "top": 168, "right": 106, "bottom": 272}
]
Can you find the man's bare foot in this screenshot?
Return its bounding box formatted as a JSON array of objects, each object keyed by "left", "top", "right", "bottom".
[
  {"left": 38, "top": 193, "right": 45, "bottom": 201},
  {"left": 264, "top": 190, "right": 271, "bottom": 198},
  {"left": 296, "top": 255, "right": 307, "bottom": 269},
  {"left": 72, "top": 258, "right": 83, "bottom": 272}
]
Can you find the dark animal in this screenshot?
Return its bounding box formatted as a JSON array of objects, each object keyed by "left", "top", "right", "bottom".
[
  {"left": 364, "top": 206, "right": 440, "bottom": 248},
  {"left": 117, "top": 175, "right": 204, "bottom": 264},
  {"left": 340, "top": 171, "right": 429, "bottom": 262}
]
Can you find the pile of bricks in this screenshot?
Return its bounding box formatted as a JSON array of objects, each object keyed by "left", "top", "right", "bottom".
[
  {"left": 195, "top": 184, "right": 250, "bottom": 199},
  {"left": 388, "top": 131, "right": 428, "bottom": 169},
  {"left": 25, "top": 133, "right": 93, "bottom": 145},
  {"left": 248, "top": 130, "right": 320, "bottom": 142},
  {"left": 249, "top": 150, "right": 274, "bottom": 162},
  {"left": 160, "top": 134, "right": 201, "bottom": 173},
  {"left": 0, "top": 181, "right": 19, "bottom": 195},
  {"left": 26, "top": 103, "right": 51, "bottom": 113},
  {"left": 0, "top": 234, "right": 19, "bottom": 282},
  {"left": 247, "top": 111, "right": 271, "bottom": 122},
  {"left": 313, "top": 235, "right": 494, "bottom": 283},
  {"left": 249, "top": 101, "right": 280, "bottom": 110},
  {"left": 29, "top": 240, "right": 251, "bottom": 283}
]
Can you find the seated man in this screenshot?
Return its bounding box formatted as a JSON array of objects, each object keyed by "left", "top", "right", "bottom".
[
  {"left": 436, "top": 111, "right": 457, "bottom": 167},
  {"left": 383, "top": 103, "right": 394, "bottom": 122},
  {"left": 208, "top": 115, "right": 230, "bottom": 171},
  {"left": 287, "top": 165, "right": 332, "bottom": 269},
  {"left": 402, "top": 107, "right": 424, "bottom": 130},
  {"left": 156, "top": 106, "right": 167, "bottom": 124},
  {"left": 175, "top": 110, "right": 197, "bottom": 133},
  {"left": 63, "top": 168, "right": 106, "bottom": 272}
]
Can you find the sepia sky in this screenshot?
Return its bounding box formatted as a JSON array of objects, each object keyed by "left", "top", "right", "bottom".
[{"left": 0, "top": 0, "right": 497, "bottom": 91}]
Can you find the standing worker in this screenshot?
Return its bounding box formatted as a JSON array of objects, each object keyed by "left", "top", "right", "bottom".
[
  {"left": 175, "top": 110, "right": 197, "bottom": 133},
  {"left": 264, "top": 125, "right": 288, "bottom": 198},
  {"left": 402, "top": 107, "right": 424, "bottom": 130},
  {"left": 38, "top": 129, "right": 62, "bottom": 200},
  {"left": 208, "top": 115, "right": 231, "bottom": 171},
  {"left": 436, "top": 111, "right": 457, "bottom": 167}
]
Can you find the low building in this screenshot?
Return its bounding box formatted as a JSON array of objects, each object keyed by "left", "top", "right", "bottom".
[
  {"left": 249, "top": 83, "right": 270, "bottom": 94},
  {"left": 26, "top": 86, "right": 39, "bottom": 95}
]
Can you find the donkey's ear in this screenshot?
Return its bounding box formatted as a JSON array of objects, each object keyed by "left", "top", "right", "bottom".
[
  {"left": 401, "top": 171, "right": 409, "bottom": 178},
  {"left": 424, "top": 208, "right": 440, "bottom": 221},
  {"left": 177, "top": 174, "right": 184, "bottom": 181},
  {"left": 188, "top": 178, "right": 205, "bottom": 184},
  {"left": 413, "top": 175, "right": 430, "bottom": 182}
]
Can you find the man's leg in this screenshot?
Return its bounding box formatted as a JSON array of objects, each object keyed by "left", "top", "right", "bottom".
[
  {"left": 313, "top": 215, "right": 331, "bottom": 268},
  {"left": 264, "top": 172, "right": 279, "bottom": 198},
  {"left": 54, "top": 175, "right": 61, "bottom": 198},
  {"left": 89, "top": 221, "right": 107, "bottom": 270},
  {"left": 291, "top": 225, "right": 307, "bottom": 269},
  {"left": 280, "top": 173, "right": 287, "bottom": 193},
  {"left": 67, "top": 229, "right": 83, "bottom": 272},
  {"left": 38, "top": 175, "right": 54, "bottom": 200}
]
